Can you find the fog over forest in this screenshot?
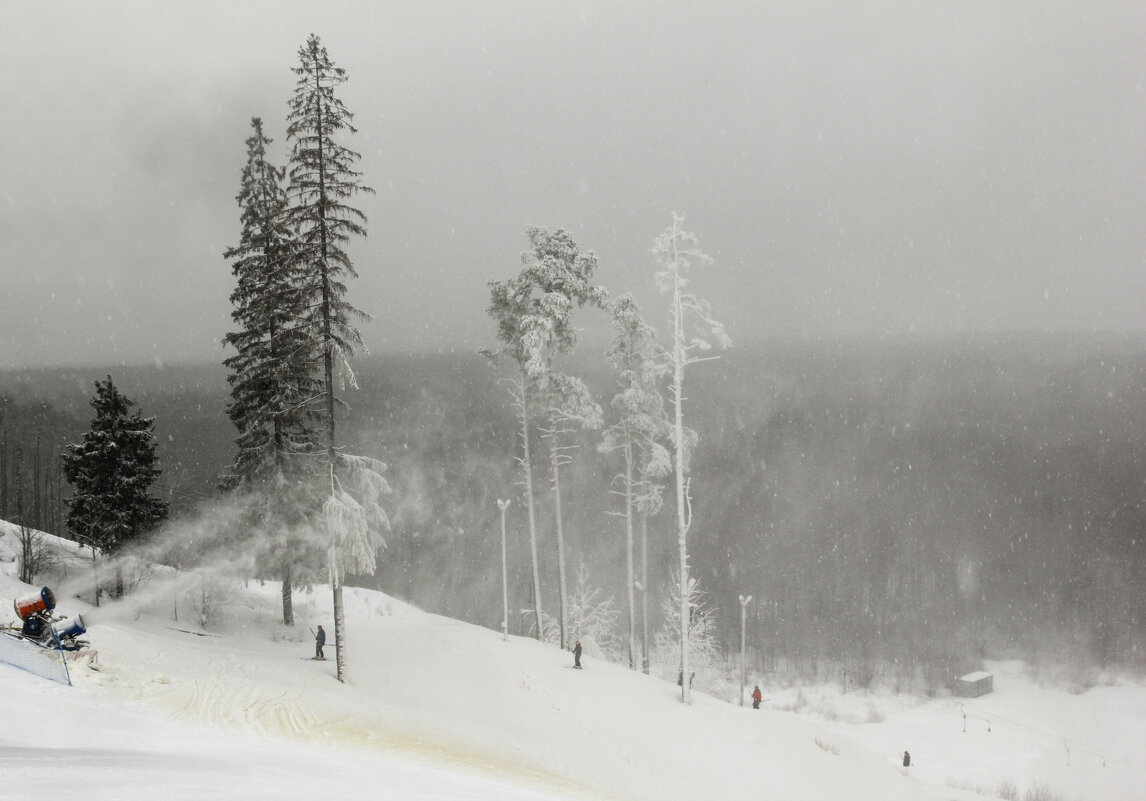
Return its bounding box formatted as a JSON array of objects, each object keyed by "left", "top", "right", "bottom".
[
  {"left": 4, "top": 331, "right": 1144, "bottom": 689},
  {"left": 2, "top": 2, "right": 1144, "bottom": 705}
]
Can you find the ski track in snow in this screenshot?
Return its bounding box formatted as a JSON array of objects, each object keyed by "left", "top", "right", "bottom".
[{"left": 68, "top": 597, "right": 610, "bottom": 800}]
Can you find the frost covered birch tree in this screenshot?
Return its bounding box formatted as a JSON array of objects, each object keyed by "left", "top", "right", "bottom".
[
  {"left": 536, "top": 369, "right": 602, "bottom": 650},
  {"left": 655, "top": 571, "right": 721, "bottom": 685},
  {"left": 635, "top": 469, "right": 668, "bottom": 674},
  {"left": 222, "top": 116, "right": 320, "bottom": 626},
  {"left": 603, "top": 294, "right": 670, "bottom": 669},
  {"left": 483, "top": 282, "right": 545, "bottom": 640},
  {"left": 567, "top": 562, "right": 619, "bottom": 659},
  {"left": 653, "top": 214, "right": 730, "bottom": 702},
  {"left": 286, "top": 34, "right": 385, "bottom": 683}
]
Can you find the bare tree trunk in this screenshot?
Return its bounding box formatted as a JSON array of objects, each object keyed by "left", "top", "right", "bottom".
[
  {"left": 45, "top": 457, "right": 57, "bottom": 539},
  {"left": 281, "top": 562, "right": 294, "bottom": 626},
  {"left": 333, "top": 582, "right": 346, "bottom": 681},
  {"left": 0, "top": 427, "right": 8, "bottom": 520},
  {"left": 670, "top": 215, "right": 691, "bottom": 704},
  {"left": 624, "top": 437, "right": 636, "bottom": 669},
  {"left": 547, "top": 406, "right": 569, "bottom": 650},
  {"left": 271, "top": 369, "right": 296, "bottom": 627},
  {"left": 56, "top": 467, "right": 64, "bottom": 540},
  {"left": 309, "top": 55, "right": 347, "bottom": 686},
  {"left": 32, "top": 431, "right": 42, "bottom": 531},
  {"left": 517, "top": 369, "right": 544, "bottom": 640},
  {"left": 15, "top": 449, "right": 32, "bottom": 584},
  {"left": 640, "top": 511, "right": 650, "bottom": 674},
  {"left": 92, "top": 545, "right": 100, "bottom": 608}
]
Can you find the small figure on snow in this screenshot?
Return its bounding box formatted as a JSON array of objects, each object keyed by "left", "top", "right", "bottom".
[
  {"left": 315, "top": 624, "right": 326, "bottom": 660},
  {"left": 752, "top": 685, "right": 763, "bottom": 710},
  {"left": 572, "top": 639, "right": 582, "bottom": 669},
  {"left": 902, "top": 750, "right": 911, "bottom": 768}
]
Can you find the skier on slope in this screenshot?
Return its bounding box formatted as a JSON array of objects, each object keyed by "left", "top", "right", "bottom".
[
  {"left": 572, "top": 639, "right": 582, "bottom": 669},
  {"left": 752, "top": 685, "right": 763, "bottom": 710},
  {"left": 315, "top": 624, "right": 326, "bottom": 660}
]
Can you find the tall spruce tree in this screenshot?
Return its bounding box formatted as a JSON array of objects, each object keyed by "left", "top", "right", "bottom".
[
  {"left": 653, "top": 214, "right": 730, "bottom": 703},
  {"left": 222, "top": 116, "right": 321, "bottom": 626},
  {"left": 62, "top": 377, "right": 168, "bottom": 599},
  {"left": 286, "top": 33, "right": 386, "bottom": 683}
]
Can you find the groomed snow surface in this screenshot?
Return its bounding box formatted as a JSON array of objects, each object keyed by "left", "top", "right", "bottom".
[{"left": 1, "top": 529, "right": 1144, "bottom": 801}]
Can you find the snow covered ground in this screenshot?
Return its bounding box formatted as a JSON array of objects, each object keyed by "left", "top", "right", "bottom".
[
  {"left": 769, "top": 662, "right": 1146, "bottom": 801},
  {"left": 1, "top": 525, "right": 1144, "bottom": 801}
]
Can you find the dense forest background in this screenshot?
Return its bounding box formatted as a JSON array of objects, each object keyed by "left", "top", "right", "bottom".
[{"left": 2, "top": 332, "right": 1144, "bottom": 688}]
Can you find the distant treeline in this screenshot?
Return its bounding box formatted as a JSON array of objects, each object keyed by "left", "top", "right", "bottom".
[{"left": 3, "top": 333, "right": 1144, "bottom": 683}]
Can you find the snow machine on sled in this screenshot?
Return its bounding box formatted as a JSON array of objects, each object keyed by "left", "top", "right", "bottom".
[{"left": 5, "top": 587, "right": 90, "bottom": 651}]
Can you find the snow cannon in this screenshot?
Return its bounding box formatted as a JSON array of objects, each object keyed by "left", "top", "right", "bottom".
[
  {"left": 55, "top": 614, "right": 86, "bottom": 641},
  {"left": 21, "top": 615, "right": 46, "bottom": 639},
  {"left": 14, "top": 587, "right": 56, "bottom": 620}
]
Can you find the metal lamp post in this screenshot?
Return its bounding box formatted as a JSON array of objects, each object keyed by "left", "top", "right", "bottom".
[
  {"left": 497, "top": 499, "right": 511, "bottom": 642},
  {"left": 739, "top": 594, "right": 752, "bottom": 706}
]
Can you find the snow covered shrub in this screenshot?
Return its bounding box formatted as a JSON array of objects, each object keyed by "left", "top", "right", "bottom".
[
  {"left": 190, "top": 574, "right": 231, "bottom": 630},
  {"left": 565, "top": 563, "right": 619, "bottom": 659},
  {"left": 652, "top": 572, "right": 721, "bottom": 687},
  {"left": 15, "top": 523, "right": 61, "bottom": 584},
  {"left": 1022, "top": 783, "right": 1067, "bottom": 801},
  {"left": 790, "top": 688, "right": 809, "bottom": 711},
  {"left": 864, "top": 701, "right": 885, "bottom": 724},
  {"left": 946, "top": 778, "right": 995, "bottom": 797},
  {"left": 813, "top": 737, "right": 840, "bottom": 756},
  {"left": 996, "top": 778, "right": 1019, "bottom": 800},
  {"left": 533, "top": 609, "right": 561, "bottom": 644},
  {"left": 117, "top": 554, "right": 155, "bottom": 596}
]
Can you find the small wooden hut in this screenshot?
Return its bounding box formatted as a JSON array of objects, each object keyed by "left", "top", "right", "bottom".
[{"left": 955, "top": 671, "right": 993, "bottom": 697}]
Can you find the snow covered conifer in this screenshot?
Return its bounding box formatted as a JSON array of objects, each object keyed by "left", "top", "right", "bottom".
[
  {"left": 222, "top": 116, "right": 321, "bottom": 626},
  {"left": 285, "top": 34, "right": 382, "bottom": 683},
  {"left": 483, "top": 227, "right": 607, "bottom": 647},
  {"left": 603, "top": 294, "right": 670, "bottom": 670},
  {"left": 286, "top": 33, "right": 374, "bottom": 448},
  {"left": 223, "top": 116, "right": 317, "bottom": 487},
  {"left": 517, "top": 227, "right": 608, "bottom": 649},
  {"left": 652, "top": 214, "right": 730, "bottom": 702},
  {"left": 62, "top": 377, "right": 168, "bottom": 598}
]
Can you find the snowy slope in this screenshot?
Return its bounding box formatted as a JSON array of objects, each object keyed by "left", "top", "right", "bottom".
[{"left": 1, "top": 524, "right": 1144, "bottom": 800}]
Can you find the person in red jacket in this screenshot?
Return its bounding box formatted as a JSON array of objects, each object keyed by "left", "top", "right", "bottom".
[{"left": 752, "top": 686, "right": 763, "bottom": 709}]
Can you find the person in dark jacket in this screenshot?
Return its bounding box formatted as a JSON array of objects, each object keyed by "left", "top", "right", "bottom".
[
  {"left": 315, "top": 624, "right": 326, "bottom": 660},
  {"left": 752, "top": 686, "right": 763, "bottom": 709},
  {"left": 572, "top": 639, "right": 582, "bottom": 669},
  {"left": 902, "top": 751, "right": 911, "bottom": 768}
]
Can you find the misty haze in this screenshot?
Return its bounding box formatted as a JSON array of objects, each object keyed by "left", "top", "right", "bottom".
[{"left": 1, "top": 3, "right": 1144, "bottom": 800}]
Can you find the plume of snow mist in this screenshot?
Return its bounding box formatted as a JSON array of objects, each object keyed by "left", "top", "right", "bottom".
[{"left": 50, "top": 489, "right": 337, "bottom": 628}]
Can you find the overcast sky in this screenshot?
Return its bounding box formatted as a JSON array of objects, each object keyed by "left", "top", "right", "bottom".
[{"left": 2, "top": 1, "right": 1143, "bottom": 369}]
